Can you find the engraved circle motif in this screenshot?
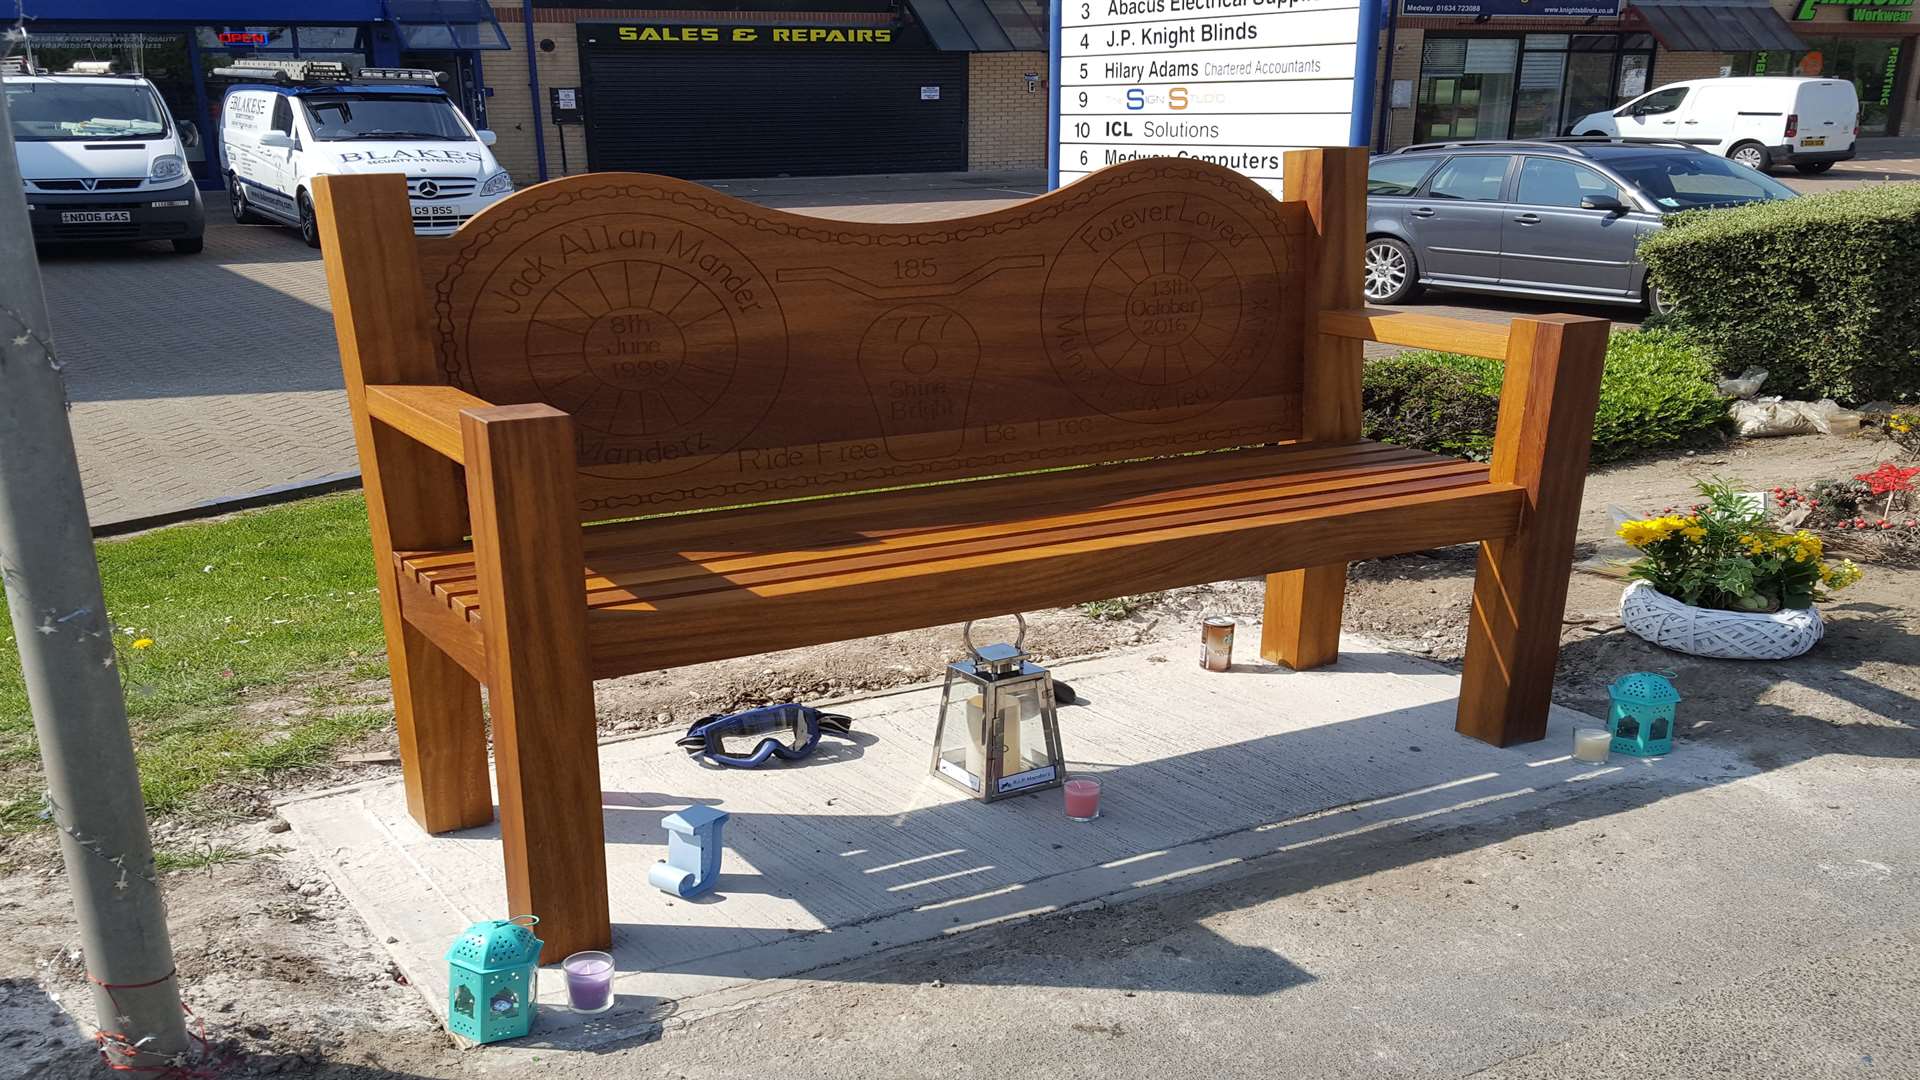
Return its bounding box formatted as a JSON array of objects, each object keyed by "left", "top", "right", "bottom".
[
  {"left": 455, "top": 211, "right": 786, "bottom": 477},
  {"left": 1042, "top": 193, "right": 1278, "bottom": 424}
]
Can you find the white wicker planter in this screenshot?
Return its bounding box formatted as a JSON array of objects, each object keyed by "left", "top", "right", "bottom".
[{"left": 1619, "top": 581, "right": 1823, "bottom": 660}]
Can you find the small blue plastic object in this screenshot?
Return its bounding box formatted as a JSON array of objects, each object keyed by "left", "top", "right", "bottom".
[
  {"left": 1607, "top": 671, "right": 1681, "bottom": 757},
  {"left": 648, "top": 805, "right": 729, "bottom": 898}
]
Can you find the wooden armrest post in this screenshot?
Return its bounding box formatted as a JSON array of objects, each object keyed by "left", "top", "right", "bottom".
[
  {"left": 460, "top": 404, "right": 610, "bottom": 961},
  {"left": 1457, "top": 315, "right": 1609, "bottom": 746},
  {"left": 314, "top": 174, "right": 492, "bottom": 834},
  {"left": 1263, "top": 146, "right": 1365, "bottom": 670}
]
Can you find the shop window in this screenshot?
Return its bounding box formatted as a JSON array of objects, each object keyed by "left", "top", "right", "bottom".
[
  {"left": 1368, "top": 157, "right": 1440, "bottom": 197},
  {"left": 200, "top": 26, "right": 295, "bottom": 52},
  {"left": 295, "top": 27, "right": 367, "bottom": 50},
  {"left": 1427, "top": 156, "right": 1512, "bottom": 202},
  {"left": 1416, "top": 37, "right": 1517, "bottom": 142},
  {"left": 1515, "top": 158, "right": 1622, "bottom": 209}
]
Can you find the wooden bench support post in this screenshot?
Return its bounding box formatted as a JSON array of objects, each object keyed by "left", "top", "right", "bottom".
[
  {"left": 1456, "top": 316, "right": 1608, "bottom": 746},
  {"left": 314, "top": 175, "right": 491, "bottom": 834},
  {"left": 1263, "top": 146, "right": 1365, "bottom": 670},
  {"left": 461, "top": 404, "right": 611, "bottom": 962}
]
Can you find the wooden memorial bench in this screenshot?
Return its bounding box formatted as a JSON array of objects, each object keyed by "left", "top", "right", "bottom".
[{"left": 313, "top": 148, "right": 1607, "bottom": 960}]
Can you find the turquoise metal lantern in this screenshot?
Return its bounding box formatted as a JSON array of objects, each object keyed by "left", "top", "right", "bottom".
[
  {"left": 446, "top": 915, "right": 542, "bottom": 1044},
  {"left": 1607, "top": 672, "right": 1680, "bottom": 757}
]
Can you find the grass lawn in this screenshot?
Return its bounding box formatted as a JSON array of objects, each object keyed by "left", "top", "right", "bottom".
[{"left": 0, "top": 493, "right": 390, "bottom": 829}]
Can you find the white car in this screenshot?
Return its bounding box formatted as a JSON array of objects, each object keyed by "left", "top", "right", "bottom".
[
  {"left": 1571, "top": 76, "right": 1858, "bottom": 175},
  {"left": 6, "top": 70, "right": 206, "bottom": 253},
  {"left": 219, "top": 66, "right": 511, "bottom": 246}
]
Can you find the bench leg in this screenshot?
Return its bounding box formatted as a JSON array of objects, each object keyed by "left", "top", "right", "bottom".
[
  {"left": 1261, "top": 566, "right": 1345, "bottom": 670},
  {"left": 462, "top": 404, "right": 610, "bottom": 962},
  {"left": 390, "top": 618, "right": 492, "bottom": 832},
  {"left": 1457, "top": 316, "right": 1608, "bottom": 747}
]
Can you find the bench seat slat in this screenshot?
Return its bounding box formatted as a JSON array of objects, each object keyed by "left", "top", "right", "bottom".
[
  {"left": 392, "top": 441, "right": 1517, "bottom": 677},
  {"left": 399, "top": 442, "right": 1464, "bottom": 603}
]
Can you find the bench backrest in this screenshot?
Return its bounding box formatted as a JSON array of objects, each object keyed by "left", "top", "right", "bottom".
[{"left": 329, "top": 154, "right": 1353, "bottom": 522}]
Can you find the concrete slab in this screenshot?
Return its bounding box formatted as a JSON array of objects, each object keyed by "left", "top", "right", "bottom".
[{"left": 280, "top": 631, "right": 1710, "bottom": 1049}]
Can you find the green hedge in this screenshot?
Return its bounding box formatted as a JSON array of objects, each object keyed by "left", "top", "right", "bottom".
[
  {"left": 1362, "top": 328, "right": 1725, "bottom": 464},
  {"left": 1639, "top": 184, "right": 1920, "bottom": 403}
]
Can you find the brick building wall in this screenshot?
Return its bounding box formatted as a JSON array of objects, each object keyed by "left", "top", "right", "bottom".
[
  {"left": 1652, "top": 47, "right": 1733, "bottom": 85},
  {"left": 480, "top": 18, "right": 588, "bottom": 185},
  {"left": 968, "top": 52, "right": 1048, "bottom": 171}
]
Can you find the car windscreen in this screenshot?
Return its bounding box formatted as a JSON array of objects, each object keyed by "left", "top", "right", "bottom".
[
  {"left": 299, "top": 94, "right": 469, "bottom": 142},
  {"left": 1604, "top": 152, "right": 1798, "bottom": 211},
  {"left": 4, "top": 81, "right": 168, "bottom": 141}
]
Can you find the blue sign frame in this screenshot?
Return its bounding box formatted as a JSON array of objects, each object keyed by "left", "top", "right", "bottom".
[{"left": 1047, "top": 0, "right": 1383, "bottom": 191}]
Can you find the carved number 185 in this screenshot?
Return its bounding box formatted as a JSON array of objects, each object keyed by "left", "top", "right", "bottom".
[{"left": 895, "top": 257, "right": 938, "bottom": 279}]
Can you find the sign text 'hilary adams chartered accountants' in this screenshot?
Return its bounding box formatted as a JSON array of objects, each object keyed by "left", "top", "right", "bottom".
[{"left": 1050, "top": 0, "right": 1380, "bottom": 195}]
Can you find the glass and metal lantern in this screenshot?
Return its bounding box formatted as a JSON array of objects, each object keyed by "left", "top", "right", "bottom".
[
  {"left": 1607, "top": 672, "right": 1680, "bottom": 757},
  {"left": 931, "top": 615, "right": 1066, "bottom": 802},
  {"left": 446, "top": 915, "right": 542, "bottom": 1044}
]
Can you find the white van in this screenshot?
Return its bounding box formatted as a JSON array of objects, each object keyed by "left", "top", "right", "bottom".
[
  {"left": 4, "top": 70, "right": 206, "bottom": 253},
  {"left": 218, "top": 64, "right": 511, "bottom": 246},
  {"left": 1571, "top": 76, "right": 1858, "bottom": 174}
]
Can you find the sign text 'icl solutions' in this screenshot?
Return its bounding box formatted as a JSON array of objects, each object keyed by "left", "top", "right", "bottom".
[{"left": 1049, "top": 0, "right": 1378, "bottom": 194}]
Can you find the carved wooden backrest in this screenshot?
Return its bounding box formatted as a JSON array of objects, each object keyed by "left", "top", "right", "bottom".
[{"left": 414, "top": 159, "right": 1311, "bottom": 519}]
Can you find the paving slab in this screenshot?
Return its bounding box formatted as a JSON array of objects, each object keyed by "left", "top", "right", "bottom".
[{"left": 279, "top": 630, "right": 1730, "bottom": 1051}]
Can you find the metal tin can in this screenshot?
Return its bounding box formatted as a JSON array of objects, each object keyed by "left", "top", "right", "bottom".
[{"left": 1200, "top": 617, "right": 1235, "bottom": 672}]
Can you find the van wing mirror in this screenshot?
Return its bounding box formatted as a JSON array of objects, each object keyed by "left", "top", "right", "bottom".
[
  {"left": 1581, "top": 194, "right": 1627, "bottom": 214},
  {"left": 260, "top": 131, "right": 295, "bottom": 150},
  {"left": 476, "top": 129, "right": 497, "bottom": 146}
]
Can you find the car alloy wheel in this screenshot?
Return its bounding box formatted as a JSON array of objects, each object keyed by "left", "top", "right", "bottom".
[
  {"left": 1364, "top": 239, "right": 1411, "bottom": 303},
  {"left": 298, "top": 191, "right": 320, "bottom": 248},
  {"left": 1730, "top": 143, "right": 1768, "bottom": 171}
]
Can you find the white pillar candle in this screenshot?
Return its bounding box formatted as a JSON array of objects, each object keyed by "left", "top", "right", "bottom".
[
  {"left": 965, "top": 695, "right": 1024, "bottom": 779},
  {"left": 1573, "top": 727, "right": 1612, "bottom": 764}
]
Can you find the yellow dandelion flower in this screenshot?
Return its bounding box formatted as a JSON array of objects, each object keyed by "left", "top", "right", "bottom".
[
  {"left": 1822, "top": 559, "right": 1863, "bottom": 590},
  {"left": 131, "top": 638, "right": 154, "bottom": 650}
]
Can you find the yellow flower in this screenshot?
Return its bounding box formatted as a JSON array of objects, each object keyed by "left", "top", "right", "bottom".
[
  {"left": 1821, "top": 559, "right": 1863, "bottom": 590},
  {"left": 131, "top": 638, "right": 154, "bottom": 650},
  {"left": 1681, "top": 524, "right": 1707, "bottom": 542},
  {"left": 1894, "top": 422, "right": 1912, "bottom": 434}
]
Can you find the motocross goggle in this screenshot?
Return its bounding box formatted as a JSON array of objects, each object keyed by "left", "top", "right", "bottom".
[{"left": 676, "top": 704, "right": 854, "bottom": 768}]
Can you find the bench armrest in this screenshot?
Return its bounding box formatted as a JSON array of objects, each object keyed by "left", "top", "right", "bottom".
[
  {"left": 366, "top": 384, "right": 497, "bottom": 464},
  {"left": 1320, "top": 307, "right": 1513, "bottom": 362}
]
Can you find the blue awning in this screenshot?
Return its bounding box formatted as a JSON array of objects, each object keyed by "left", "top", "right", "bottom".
[{"left": 382, "top": 0, "right": 510, "bottom": 50}]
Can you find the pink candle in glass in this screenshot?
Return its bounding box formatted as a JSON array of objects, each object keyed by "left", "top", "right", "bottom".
[
  {"left": 1064, "top": 778, "right": 1100, "bottom": 821},
  {"left": 562, "top": 950, "right": 615, "bottom": 1014}
]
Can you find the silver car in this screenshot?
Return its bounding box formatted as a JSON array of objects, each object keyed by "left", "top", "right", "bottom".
[{"left": 1364, "top": 139, "right": 1797, "bottom": 312}]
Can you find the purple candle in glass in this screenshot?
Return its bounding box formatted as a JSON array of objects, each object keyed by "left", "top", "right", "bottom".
[{"left": 562, "top": 950, "right": 614, "bottom": 1014}]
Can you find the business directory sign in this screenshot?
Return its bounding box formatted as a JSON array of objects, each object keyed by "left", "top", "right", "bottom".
[{"left": 1049, "top": 0, "right": 1379, "bottom": 194}]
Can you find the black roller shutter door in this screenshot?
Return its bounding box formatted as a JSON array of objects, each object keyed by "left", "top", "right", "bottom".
[{"left": 579, "top": 23, "right": 968, "bottom": 178}]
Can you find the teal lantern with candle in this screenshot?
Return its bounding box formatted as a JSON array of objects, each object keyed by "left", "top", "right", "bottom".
[
  {"left": 446, "top": 915, "right": 542, "bottom": 1044},
  {"left": 1606, "top": 672, "right": 1680, "bottom": 757}
]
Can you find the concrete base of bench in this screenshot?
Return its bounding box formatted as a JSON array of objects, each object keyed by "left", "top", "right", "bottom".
[{"left": 279, "top": 631, "right": 1674, "bottom": 1052}]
